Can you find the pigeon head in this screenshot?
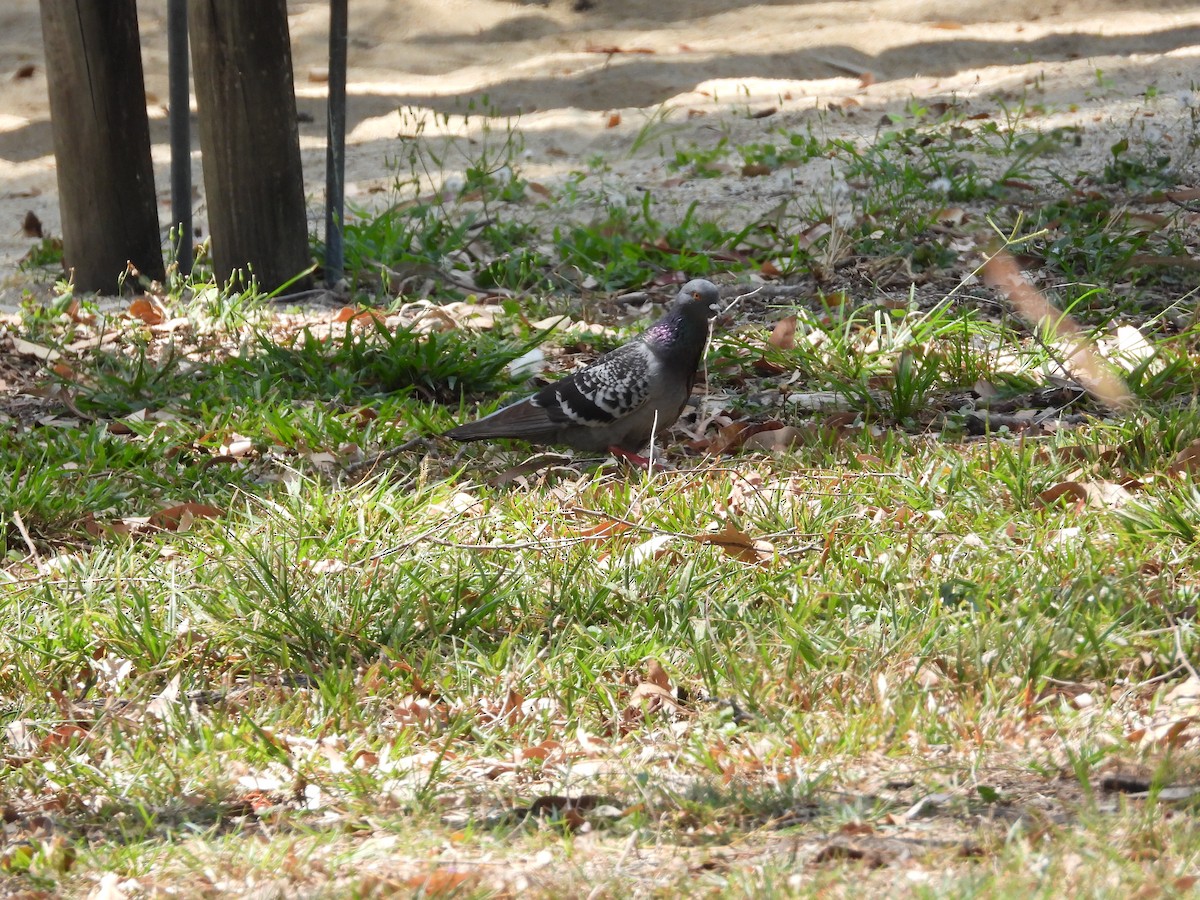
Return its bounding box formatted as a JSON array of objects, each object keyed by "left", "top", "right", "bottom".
[{"left": 672, "top": 279, "right": 722, "bottom": 319}]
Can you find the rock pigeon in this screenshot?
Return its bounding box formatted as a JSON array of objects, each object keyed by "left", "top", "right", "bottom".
[{"left": 444, "top": 279, "right": 722, "bottom": 454}]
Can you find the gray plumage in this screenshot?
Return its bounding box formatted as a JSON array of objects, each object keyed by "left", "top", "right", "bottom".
[{"left": 444, "top": 279, "right": 722, "bottom": 452}]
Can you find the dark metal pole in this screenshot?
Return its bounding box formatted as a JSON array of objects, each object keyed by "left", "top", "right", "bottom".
[
  {"left": 167, "top": 0, "right": 192, "bottom": 276},
  {"left": 325, "top": 0, "right": 348, "bottom": 286}
]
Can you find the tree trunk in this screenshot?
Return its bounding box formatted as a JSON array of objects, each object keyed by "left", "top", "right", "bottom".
[
  {"left": 39, "top": 0, "right": 165, "bottom": 293},
  {"left": 189, "top": 0, "right": 311, "bottom": 293}
]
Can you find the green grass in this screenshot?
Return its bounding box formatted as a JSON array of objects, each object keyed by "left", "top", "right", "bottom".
[{"left": 5, "top": 90, "right": 1200, "bottom": 896}]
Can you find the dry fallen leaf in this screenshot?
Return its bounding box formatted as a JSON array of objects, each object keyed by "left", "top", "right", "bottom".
[
  {"left": 629, "top": 680, "right": 683, "bottom": 714},
  {"left": 1037, "top": 480, "right": 1132, "bottom": 510},
  {"left": 742, "top": 426, "right": 802, "bottom": 454},
  {"left": 147, "top": 502, "right": 224, "bottom": 532},
  {"left": 21, "top": 209, "right": 42, "bottom": 238},
  {"left": 404, "top": 869, "right": 479, "bottom": 895},
  {"left": 333, "top": 305, "right": 387, "bottom": 325},
  {"left": 577, "top": 518, "right": 632, "bottom": 540},
  {"left": 644, "top": 658, "right": 671, "bottom": 691},
  {"left": 1168, "top": 439, "right": 1200, "bottom": 478},
  {"left": 769, "top": 315, "right": 797, "bottom": 350},
  {"left": 127, "top": 295, "right": 166, "bottom": 326},
  {"left": 696, "top": 524, "right": 776, "bottom": 566}
]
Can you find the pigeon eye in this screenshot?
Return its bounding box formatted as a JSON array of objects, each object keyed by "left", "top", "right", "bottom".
[{"left": 691, "top": 291, "right": 701, "bottom": 299}]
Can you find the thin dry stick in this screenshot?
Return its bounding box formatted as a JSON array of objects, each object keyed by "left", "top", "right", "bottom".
[
  {"left": 11, "top": 510, "right": 40, "bottom": 563},
  {"left": 1169, "top": 611, "right": 1200, "bottom": 685},
  {"left": 344, "top": 434, "right": 430, "bottom": 477}
]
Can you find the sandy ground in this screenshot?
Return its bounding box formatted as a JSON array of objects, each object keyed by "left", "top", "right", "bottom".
[{"left": 0, "top": 0, "right": 1199, "bottom": 308}]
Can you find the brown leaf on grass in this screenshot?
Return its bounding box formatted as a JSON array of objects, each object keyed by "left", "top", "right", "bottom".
[
  {"left": 811, "top": 839, "right": 889, "bottom": 868},
  {"left": 39, "top": 723, "right": 89, "bottom": 750},
  {"left": 741, "top": 163, "right": 772, "bottom": 177},
  {"left": 147, "top": 502, "right": 224, "bottom": 532},
  {"left": 707, "top": 421, "right": 760, "bottom": 454},
  {"left": 577, "top": 518, "right": 632, "bottom": 540},
  {"left": 1129, "top": 717, "right": 1194, "bottom": 749},
  {"left": 752, "top": 356, "right": 788, "bottom": 375},
  {"left": 769, "top": 315, "right": 798, "bottom": 350},
  {"left": 696, "top": 524, "right": 776, "bottom": 566},
  {"left": 1168, "top": 439, "right": 1200, "bottom": 477},
  {"left": 478, "top": 688, "right": 526, "bottom": 727},
  {"left": 403, "top": 869, "right": 480, "bottom": 895},
  {"left": 760, "top": 259, "right": 782, "bottom": 278},
  {"left": 630, "top": 681, "right": 683, "bottom": 715},
  {"left": 644, "top": 658, "right": 671, "bottom": 691},
  {"left": 742, "top": 426, "right": 802, "bottom": 454},
  {"left": 333, "top": 305, "right": 387, "bottom": 325},
  {"left": 714, "top": 421, "right": 789, "bottom": 455},
  {"left": 21, "top": 209, "right": 42, "bottom": 238},
  {"left": 796, "top": 221, "right": 832, "bottom": 249},
  {"left": 127, "top": 296, "right": 165, "bottom": 326},
  {"left": 62, "top": 296, "right": 95, "bottom": 326},
  {"left": 394, "top": 695, "right": 450, "bottom": 730},
  {"left": 933, "top": 206, "right": 966, "bottom": 225},
  {"left": 606, "top": 112, "right": 621, "bottom": 128},
  {"left": 1037, "top": 480, "right": 1132, "bottom": 510},
  {"left": 839, "top": 822, "right": 876, "bottom": 837},
  {"left": 750, "top": 106, "right": 777, "bottom": 119},
  {"left": 517, "top": 739, "right": 562, "bottom": 762}
]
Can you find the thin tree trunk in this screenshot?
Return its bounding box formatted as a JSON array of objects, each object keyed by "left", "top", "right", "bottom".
[
  {"left": 39, "top": 0, "right": 165, "bottom": 293},
  {"left": 189, "top": 0, "right": 311, "bottom": 293}
]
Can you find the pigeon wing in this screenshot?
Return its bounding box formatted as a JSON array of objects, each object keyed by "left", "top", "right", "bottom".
[{"left": 536, "top": 342, "right": 653, "bottom": 427}]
